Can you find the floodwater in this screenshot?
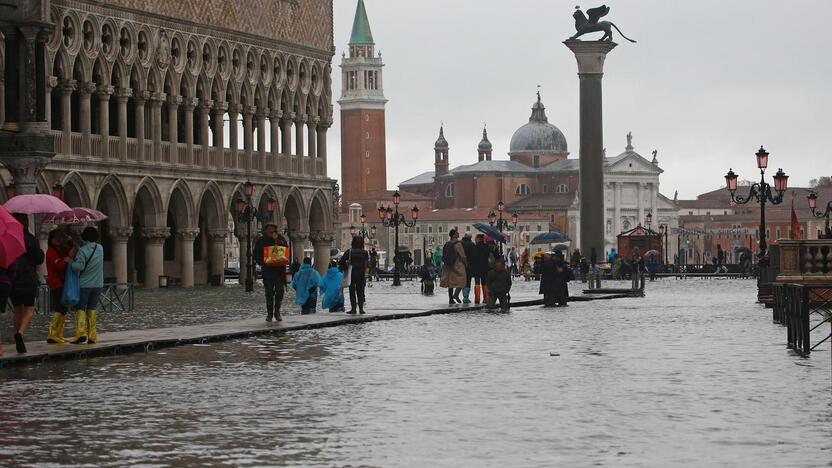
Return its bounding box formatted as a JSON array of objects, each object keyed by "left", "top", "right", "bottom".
[{"left": 1, "top": 280, "right": 830, "bottom": 467}]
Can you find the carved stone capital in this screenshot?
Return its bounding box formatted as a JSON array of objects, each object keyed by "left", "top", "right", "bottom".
[
  {"left": 141, "top": 227, "right": 171, "bottom": 243},
  {"left": 60, "top": 80, "right": 77, "bottom": 95},
  {"left": 308, "top": 231, "right": 334, "bottom": 245},
  {"left": 269, "top": 109, "right": 283, "bottom": 120},
  {"left": 243, "top": 105, "right": 257, "bottom": 116},
  {"left": 134, "top": 90, "right": 151, "bottom": 103},
  {"left": 109, "top": 226, "right": 134, "bottom": 241},
  {"left": 208, "top": 228, "right": 229, "bottom": 242},
  {"left": 47, "top": 76, "right": 59, "bottom": 90},
  {"left": 114, "top": 87, "right": 132, "bottom": 101},
  {"left": 198, "top": 99, "right": 215, "bottom": 111},
  {"left": 97, "top": 85, "right": 114, "bottom": 97},
  {"left": 149, "top": 93, "right": 166, "bottom": 105},
  {"left": 227, "top": 103, "right": 242, "bottom": 115},
  {"left": 167, "top": 94, "right": 182, "bottom": 106},
  {"left": 287, "top": 112, "right": 297, "bottom": 121},
  {"left": 213, "top": 101, "right": 229, "bottom": 113},
  {"left": 181, "top": 96, "right": 198, "bottom": 110},
  {"left": 289, "top": 231, "right": 309, "bottom": 242},
  {"left": 177, "top": 228, "right": 200, "bottom": 242},
  {"left": 78, "top": 82, "right": 97, "bottom": 95},
  {"left": 295, "top": 113, "right": 308, "bottom": 124},
  {"left": 318, "top": 118, "right": 333, "bottom": 129}
]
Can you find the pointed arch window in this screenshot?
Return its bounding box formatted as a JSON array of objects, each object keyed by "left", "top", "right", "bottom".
[
  {"left": 515, "top": 184, "right": 531, "bottom": 196},
  {"left": 556, "top": 184, "right": 568, "bottom": 193},
  {"left": 445, "top": 183, "right": 455, "bottom": 198}
]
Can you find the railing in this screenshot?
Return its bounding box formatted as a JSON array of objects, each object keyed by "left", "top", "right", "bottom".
[
  {"left": 70, "top": 133, "right": 82, "bottom": 155},
  {"left": 25, "top": 283, "right": 136, "bottom": 315},
  {"left": 777, "top": 240, "right": 832, "bottom": 279},
  {"left": 90, "top": 134, "right": 103, "bottom": 156},
  {"left": 160, "top": 141, "right": 171, "bottom": 163},
  {"left": 126, "top": 137, "right": 139, "bottom": 160},
  {"left": 771, "top": 283, "right": 832, "bottom": 356},
  {"left": 108, "top": 136, "right": 120, "bottom": 159},
  {"left": 316, "top": 159, "right": 325, "bottom": 177},
  {"left": 177, "top": 143, "right": 187, "bottom": 165}
]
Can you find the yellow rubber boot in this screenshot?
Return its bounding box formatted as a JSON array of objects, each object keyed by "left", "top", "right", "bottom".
[
  {"left": 46, "top": 313, "right": 69, "bottom": 344},
  {"left": 87, "top": 310, "right": 97, "bottom": 344},
  {"left": 73, "top": 310, "right": 88, "bottom": 344}
]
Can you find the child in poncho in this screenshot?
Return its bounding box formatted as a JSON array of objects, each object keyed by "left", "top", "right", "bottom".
[
  {"left": 291, "top": 257, "right": 321, "bottom": 314},
  {"left": 320, "top": 259, "right": 346, "bottom": 312}
]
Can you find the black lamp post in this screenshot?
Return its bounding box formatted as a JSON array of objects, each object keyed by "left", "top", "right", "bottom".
[
  {"left": 378, "top": 190, "right": 419, "bottom": 286},
  {"left": 725, "top": 146, "right": 789, "bottom": 266},
  {"left": 645, "top": 212, "right": 653, "bottom": 231},
  {"left": 351, "top": 213, "right": 377, "bottom": 241},
  {"left": 488, "top": 201, "right": 518, "bottom": 255},
  {"left": 807, "top": 192, "right": 832, "bottom": 239},
  {"left": 234, "top": 181, "right": 276, "bottom": 293}
]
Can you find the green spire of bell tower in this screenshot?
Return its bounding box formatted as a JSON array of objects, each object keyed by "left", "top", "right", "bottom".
[{"left": 349, "top": 0, "right": 374, "bottom": 45}]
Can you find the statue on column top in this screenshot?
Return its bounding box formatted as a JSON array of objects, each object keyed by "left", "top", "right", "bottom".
[{"left": 569, "top": 5, "right": 637, "bottom": 43}]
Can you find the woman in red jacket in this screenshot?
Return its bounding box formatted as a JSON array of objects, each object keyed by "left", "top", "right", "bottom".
[{"left": 45, "top": 229, "right": 75, "bottom": 344}]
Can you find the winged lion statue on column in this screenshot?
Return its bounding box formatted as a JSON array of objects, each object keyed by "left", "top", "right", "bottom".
[{"left": 569, "top": 5, "right": 636, "bottom": 43}]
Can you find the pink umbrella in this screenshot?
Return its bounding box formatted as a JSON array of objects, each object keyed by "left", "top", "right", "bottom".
[
  {"left": 41, "top": 207, "right": 108, "bottom": 225},
  {"left": 0, "top": 204, "right": 26, "bottom": 269},
  {"left": 4, "top": 194, "right": 71, "bottom": 215}
]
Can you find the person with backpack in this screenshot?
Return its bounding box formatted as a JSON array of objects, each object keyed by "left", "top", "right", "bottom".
[
  {"left": 460, "top": 231, "right": 475, "bottom": 304},
  {"left": 69, "top": 227, "right": 104, "bottom": 344},
  {"left": 45, "top": 229, "right": 76, "bottom": 343},
  {"left": 439, "top": 229, "right": 468, "bottom": 305},
  {"left": 9, "top": 214, "right": 44, "bottom": 353},
  {"left": 340, "top": 236, "right": 369, "bottom": 314}
]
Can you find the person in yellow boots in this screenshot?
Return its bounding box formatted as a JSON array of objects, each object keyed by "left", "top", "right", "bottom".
[
  {"left": 69, "top": 227, "right": 104, "bottom": 344},
  {"left": 45, "top": 229, "right": 76, "bottom": 343}
]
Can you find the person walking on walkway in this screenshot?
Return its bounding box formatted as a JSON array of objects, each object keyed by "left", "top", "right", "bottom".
[
  {"left": 254, "top": 223, "right": 289, "bottom": 322},
  {"left": 292, "top": 257, "right": 321, "bottom": 314},
  {"left": 9, "top": 214, "right": 44, "bottom": 353},
  {"left": 716, "top": 244, "right": 728, "bottom": 274},
  {"left": 45, "top": 229, "right": 75, "bottom": 343},
  {"left": 470, "top": 234, "right": 491, "bottom": 304},
  {"left": 460, "top": 231, "right": 475, "bottom": 304},
  {"left": 432, "top": 246, "right": 443, "bottom": 275},
  {"left": 320, "top": 258, "right": 346, "bottom": 313},
  {"left": 341, "top": 236, "right": 369, "bottom": 314},
  {"left": 486, "top": 258, "right": 512, "bottom": 311},
  {"left": 541, "top": 251, "right": 573, "bottom": 307},
  {"left": 70, "top": 227, "right": 104, "bottom": 344},
  {"left": 0, "top": 263, "right": 15, "bottom": 357},
  {"left": 440, "top": 229, "right": 468, "bottom": 305}
]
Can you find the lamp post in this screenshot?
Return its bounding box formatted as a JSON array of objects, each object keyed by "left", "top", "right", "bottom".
[
  {"left": 724, "top": 146, "right": 789, "bottom": 266},
  {"left": 488, "top": 201, "right": 518, "bottom": 255},
  {"left": 378, "top": 190, "right": 419, "bottom": 286},
  {"left": 807, "top": 192, "right": 832, "bottom": 239},
  {"left": 351, "top": 213, "right": 377, "bottom": 241},
  {"left": 644, "top": 212, "right": 653, "bottom": 231},
  {"left": 234, "top": 181, "right": 276, "bottom": 293}
]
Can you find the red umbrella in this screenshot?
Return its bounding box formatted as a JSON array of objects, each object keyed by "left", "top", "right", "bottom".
[
  {"left": 41, "top": 207, "right": 108, "bottom": 225},
  {"left": 4, "top": 194, "right": 71, "bottom": 215},
  {"left": 0, "top": 204, "right": 26, "bottom": 269}
]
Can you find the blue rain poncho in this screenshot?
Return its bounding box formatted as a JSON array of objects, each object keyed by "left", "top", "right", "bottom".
[
  {"left": 291, "top": 263, "right": 322, "bottom": 306},
  {"left": 319, "top": 266, "right": 344, "bottom": 310}
]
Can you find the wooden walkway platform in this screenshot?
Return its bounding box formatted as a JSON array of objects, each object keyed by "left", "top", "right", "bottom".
[
  {"left": 0, "top": 293, "right": 629, "bottom": 368},
  {"left": 655, "top": 273, "right": 753, "bottom": 279}
]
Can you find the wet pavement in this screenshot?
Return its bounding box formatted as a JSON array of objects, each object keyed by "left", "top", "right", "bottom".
[{"left": 1, "top": 279, "right": 830, "bottom": 467}]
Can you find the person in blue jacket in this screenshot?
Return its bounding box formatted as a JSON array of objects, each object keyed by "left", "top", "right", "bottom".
[
  {"left": 319, "top": 259, "right": 345, "bottom": 313},
  {"left": 291, "top": 257, "right": 321, "bottom": 314},
  {"left": 70, "top": 227, "right": 104, "bottom": 344}
]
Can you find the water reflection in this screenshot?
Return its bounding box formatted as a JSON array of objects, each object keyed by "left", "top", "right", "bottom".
[{"left": 0, "top": 281, "right": 830, "bottom": 467}]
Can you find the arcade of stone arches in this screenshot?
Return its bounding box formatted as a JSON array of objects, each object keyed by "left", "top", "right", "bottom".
[{"left": 0, "top": 172, "right": 335, "bottom": 289}]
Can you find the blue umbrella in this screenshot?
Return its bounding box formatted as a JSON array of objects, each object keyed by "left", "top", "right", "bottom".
[
  {"left": 530, "top": 231, "right": 569, "bottom": 245},
  {"left": 473, "top": 223, "right": 507, "bottom": 243}
]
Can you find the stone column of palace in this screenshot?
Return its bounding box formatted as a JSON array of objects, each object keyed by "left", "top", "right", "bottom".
[
  {"left": 650, "top": 183, "right": 658, "bottom": 220},
  {"left": 563, "top": 40, "right": 617, "bottom": 256},
  {"left": 60, "top": 81, "right": 75, "bottom": 154},
  {"left": 254, "top": 110, "right": 265, "bottom": 171},
  {"left": 269, "top": 110, "right": 281, "bottom": 169},
  {"left": 290, "top": 231, "right": 309, "bottom": 263},
  {"left": 637, "top": 182, "right": 645, "bottom": 225},
  {"left": 242, "top": 106, "right": 254, "bottom": 171},
  {"left": 177, "top": 228, "right": 200, "bottom": 288},
  {"left": 281, "top": 112, "right": 294, "bottom": 156},
  {"left": 109, "top": 226, "right": 133, "bottom": 287},
  {"left": 78, "top": 82, "right": 95, "bottom": 157},
  {"left": 150, "top": 93, "right": 164, "bottom": 162},
  {"left": 317, "top": 119, "right": 330, "bottom": 174},
  {"left": 228, "top": 104, "right": 240, "bottom": 169},
  {"left": 213, "top": 101, "right": 227, "bottom": 170},
  {"left": 115, "top": 87, "right": 131, "bottom": 161},
  {"left": 235, "top": 226, "right": 247, "bottom": 285},
  {"left": 208, "top": 229, "right": 228, "bottom": 286},
  {"left": 295, "top": 113, "right": 306, "bottom": 162},
  {"left": 309, "top": 231, "right": 334, "bottom": 275},
  {"left": 97, "top": 85, "right": 113, "bottom": 158},
  {"left": 167, "top": 95, "right": 181, "bottom": 163},
  {"left": 44, "top": 77, "right": 57, "bottom": 130},
  {"left": 134, "top": 91, "right": 148, "bottom": 161},
  {"left": 199, "top": 99, "right": 213, "bottom": 168},
  {"left": 182, "top": 97, "right": 196, "bottom": 165},
  {"left": 141, "top": 227, "right": 170, "bottom": 289},
  {"left": 307, "top": 117, "right": 318, "bottom": 159}
]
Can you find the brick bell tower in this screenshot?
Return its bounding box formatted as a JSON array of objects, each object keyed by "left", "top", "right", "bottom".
[{"left": 339, "top": 0, "right": 388, "bottom": 208}]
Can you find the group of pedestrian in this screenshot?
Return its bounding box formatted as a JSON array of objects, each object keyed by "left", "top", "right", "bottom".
[
  {"left": 0, "top": 217, "right": 104, "bottom": 356},
  {"left": 539, "top": 250, "right": 573, "bottom": 307},
  {"left": 440, "top": 229, "right": 510, "bottom": 310}
]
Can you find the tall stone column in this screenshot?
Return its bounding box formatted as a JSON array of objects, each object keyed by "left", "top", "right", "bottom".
[
  {"left": 60, "top": 81, "right": 75, "bottom": 154},
  {"left": 134, "top": 91, "right": 148, "bottom": 161},
  {"left": 307, "top": 118, "right": 318, "bottom": 159},
  {"left": 109, "top": 226, "right": 133, "bottom": 287},
  {"left": 256, "top": 110, "right": 267, "bottom": 171},
  {"left": 150, "top": 94, "right": 165, "bottom": 162},
  {"left": 98, "top": 85, "right": 113, "bottom": 158},
  {"left": 141, "top": 227, "right": 170, "bottom": 289},
  {"left": 295, "top": 113, "right": 306, "bottom": 159},
  {"left": 242, "top": 106, "right": 254, "bottom": 171},
  {"left": 213, "top": 101, "right": 227, "bottom": 169},
  {"left": 281, "top": 113, "right": 293, "bottom": 156},
  {"left": 317, "top": 120, "right": 329, "bottom": 160},
  {"left": 115, "top": 87, "right": 131, "bottom": 161},
  {"left": 563, "top": 40, "right": 617, "bottom": 256},
  {"left": 290, "top": 231, "right": 309, "bottom": 264},
  {"left": 199, "top": 99, "right": 213, "bottom": 167},
  {"left": 309, "top": 231, "right": 334, "bottom": 275},
  {"left": 167, "top": 95, "right": 181, "bottom": 163},
  {"left": 208, "top": 229, "right": 228, "bottom": 286},
  {"left": 228, "top": 104, "right": 240, "bottom": 168},
  {"left": 236, "top": 230, "right": 249, "bottom": 285},
  {"left": 269, "top": 110, "right": 281, "bottom": 165},
  {"left": 182, "top": 97, "right": 196, "bottom": 165},
  {"left": 79, "top": 82, "right": 95, "bottom": 157},
  {"left": 650, "top": 182, "right": 658, "bottom": 220},
  {"left": 177, "top": 228, "right": 200, "bottom": 288},
  {"left": 45, "top": 77, "right": 57, "bottom": 130}
]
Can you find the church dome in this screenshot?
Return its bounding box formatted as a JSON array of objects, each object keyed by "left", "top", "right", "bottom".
[{"left": 509, "top": 93, "right": 567, "bottom": 155}]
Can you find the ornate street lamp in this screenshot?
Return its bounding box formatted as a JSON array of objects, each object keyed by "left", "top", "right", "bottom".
[
  {"left": 352, "top": 213, "right": 377, "bottom": 240},
  {"left": 234, "top": 180, "right": 276, "bottom": 293},
  {"left": 645, "top": 212, "right": 653, "bottom": 230},
  {"left": 378, "top": 190, "right": 418, "bottom": 286},
  {"left": 488, "top": 200, "right": 518, "bottom": 255},
  {"left": 724, "top": 146, "right": 789, "bottom": 268},
  {"left": 51, "top": 183, "right": 65, "bottom": 200},
  {"left": 807, "top": 191, "right": 832, "bottom": 239}
]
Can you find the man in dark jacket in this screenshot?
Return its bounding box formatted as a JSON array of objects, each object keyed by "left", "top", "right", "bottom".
[
  {"left": 11, "top": 214, "right": 44, "bottom": 353},
  {"left": 470, "top": 234, "right": 491, "bottom": 304},
  {"left": 486, "top": 258, "right": 511, "bottom": 311},
  {"left": 254, "top": 223, "right": 289, "bottom": 322},
  {"left": 460, "top": 232, "right": 475, "bottom": 304}
]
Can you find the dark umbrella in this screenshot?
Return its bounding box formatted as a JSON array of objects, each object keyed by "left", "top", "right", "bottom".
[
  {"left": 530, "top": 231, "right": 568, "bottom": 245},
  {"left": 473, "top": 223, "right": 507, "bottom": 243},
  {"left": 552, "top": 243, "right": 569, "bottom": 252},
  {"left": 734, "top": 246, "right": 752, "bottom": 254}
]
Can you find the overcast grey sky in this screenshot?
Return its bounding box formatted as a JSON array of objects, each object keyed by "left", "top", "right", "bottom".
[{"left": 327, "top": 0, "right": 831, "bottom": 199}]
